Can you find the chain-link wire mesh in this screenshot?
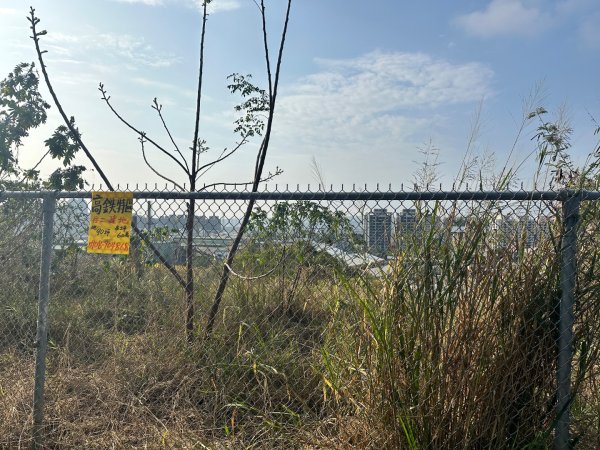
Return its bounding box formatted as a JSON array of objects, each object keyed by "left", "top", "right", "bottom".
[
  {"left": 0, "top": 196, "right": 43, "bottom": 447},
  {"left": 1, "top": 187, "right": 599, "bottom": 448},
  {"left": 569, "top": 196, "right": 600, "bottom": 449}
]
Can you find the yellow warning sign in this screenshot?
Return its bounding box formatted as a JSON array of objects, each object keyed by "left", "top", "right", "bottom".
[{"left": 87, "top": 192, "right": 133, "bottom": 255}]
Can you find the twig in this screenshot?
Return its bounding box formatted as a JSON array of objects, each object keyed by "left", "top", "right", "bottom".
[
  {"left": 195, "top": 137, "right": 249, "bottom": 180},
  {"left": 223, "top": 260, "right": 279, "bottom": 281},
  {"left": 196, "top": 168, "right": 282, "bottom": 192},
  {"left": 140, "top": 136, "right": 185, "bottom": 191},
  {"left": 99, "top": 84, "right": 190, "bottom": 176},
  {"left": 152, "top": 98, "right": 190, "bottom": 173}
]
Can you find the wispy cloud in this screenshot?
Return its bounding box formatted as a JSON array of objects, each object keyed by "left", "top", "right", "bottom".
[
  {"left": 130, "top": 76, "right": 196, "bottom": 98},
  {"left": 307, "top": 51, "right": 494, "bottom": 108},
  {"left": 454, "top": 0, "right": 552, "bottom": 38},
  {"left": 188, "top": 0, "right": 242, "bottom": 14},
  {"left": 45, "top": 31, "right": 181, "bottom": 68},
  {"left": 106, "top": 0, "right": 242, "bottom": 13},
  {"left": 455, "top": 0, "right": 599, "bottom": 42},
  {"left": 111, "top": 0, "right": 164, "bottom": 5},
  {"left": 207, "top": 0, "right": 242, "bottom": 14},
  {"left": 271, "top": 51, "right": 493, "bottom": 171},
  {"left": 0, "top": 7, "right": 17, "bottom": 15}
]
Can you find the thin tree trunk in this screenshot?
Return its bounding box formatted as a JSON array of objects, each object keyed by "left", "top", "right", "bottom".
[
  {"left": 185, "top": 0, "right": 208, "bottom": 341},
  {"left": 185, "top": 199, "right": 195, "bottom": 341},
  {"left": 206, "top": 197, "right": 256, "bottom": 335},
  {"left": 205, "top": 0, "right": 293, "bottom": 337}
]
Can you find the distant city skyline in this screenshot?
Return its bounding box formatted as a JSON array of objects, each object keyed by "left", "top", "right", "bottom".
[{"left": 57, "top": 194, "right": 553, "bottom": 260}]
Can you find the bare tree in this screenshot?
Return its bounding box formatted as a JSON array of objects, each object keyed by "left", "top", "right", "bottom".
[{"left": 28, "top": 0, "right": 293, "bottom": 341}]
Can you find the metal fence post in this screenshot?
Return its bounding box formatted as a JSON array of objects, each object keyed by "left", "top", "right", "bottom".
[
  {"left": 555, "top": 191, "right": 580, "bottom": 450},
  {"left": 32, "top": 193, "right": 57, "bottom": 450}
]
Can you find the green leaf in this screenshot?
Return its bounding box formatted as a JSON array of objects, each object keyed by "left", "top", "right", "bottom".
[
  {"left": 0, "top": 62, "right": 50, "bottom": 170},
  {"left": 44, "top": 117, "right": 81, "bottom": 166}
]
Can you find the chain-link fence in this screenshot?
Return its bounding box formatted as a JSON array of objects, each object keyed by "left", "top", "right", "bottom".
[{"left": 1, "top": 187, "right": 599, "bottom": 449}]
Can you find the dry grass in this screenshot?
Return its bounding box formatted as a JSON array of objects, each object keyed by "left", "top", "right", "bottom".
[
  {"left": 0, "top": 258, "right": 336, "bottom": 448},
  {"left": 1, "top": 201, "right": 600, "bottom": 449},
  {"left": 1, "top": 338, "right": 320, "bottom": 448},
  {"left": 319, "top": 210, "right": 600, "bottom": 449}
]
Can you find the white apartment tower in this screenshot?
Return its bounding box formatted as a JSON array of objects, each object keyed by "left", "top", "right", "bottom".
[{"left": 364, "top": 208, "right": 392, "bottom": 257}]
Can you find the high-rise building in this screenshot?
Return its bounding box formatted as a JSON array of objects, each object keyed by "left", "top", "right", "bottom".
[
  {"left": 396, "top": 208, "right": 417, "bottom": 250},
  {"left": 206, "top": 215, "right": 222, "bottom": 234},
  {"left": 364, "top": 208, "right": 392, "bottom": 257},
  {"left": 397, "top": 208, "right": 417, "bottom": 232},
  {"left": 491, "top": 211, "right": 551, "bottom": 251},
  {"left": 491, "top": 211, "right": 515, "bottom": 249},
  {"left": 518, "top": 214, "right": 551, "bottom": 249}
]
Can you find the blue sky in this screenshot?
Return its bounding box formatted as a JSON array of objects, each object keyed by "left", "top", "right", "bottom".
[{"left": 1, "top": 0, "right": 599, "bottom": 189}]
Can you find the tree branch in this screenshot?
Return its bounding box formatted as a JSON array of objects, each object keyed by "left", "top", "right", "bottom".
[
  {"left": 140, "top": 136, "right": 185, "bottom": 191},
  {"left": 190, "top": 0, "right": 209, "bottom": 190},
  {"left": 99, "top": 84, "right": 190, "bottom": 175},
  {"left": 152, "top": 98, "right": 190, "bottom": 173},
  {"left": 254, "top": 0, "right": 291, "bottom": 186},
  {"left": 260, "top": 0, "right": 273, "bottom": 100},
  {"left": 28, "top": 7, "right": 114, "bottom": 190},
  {"left": 223, "top": 252, "right": 284, "bottom": 280},
  {"left": 19, "top": 148, "right": 51, "bottom": 184},
  {"left": 195, "top": 137, "right": 248, "bottom": 180}
]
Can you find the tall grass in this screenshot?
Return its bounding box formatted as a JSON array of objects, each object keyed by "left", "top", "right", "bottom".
[
  {"left": 322, "top": 202, "right": 566, "bottom": 449},
  {"left": 316, "top": 110, "right": 600, "bottom": 449}
]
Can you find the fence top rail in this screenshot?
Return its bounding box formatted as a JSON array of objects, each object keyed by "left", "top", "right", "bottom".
[{"left": 2, "top": 189, "right": 600, "bottom": 201}]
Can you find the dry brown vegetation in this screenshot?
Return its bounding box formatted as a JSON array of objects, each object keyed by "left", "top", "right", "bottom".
[{"left": 1, "top": 195, "right": 600, "bottom": 449}]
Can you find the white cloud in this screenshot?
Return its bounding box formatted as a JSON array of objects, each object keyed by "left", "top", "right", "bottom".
[
  {"left": 106, "top": 0, "right": 241, "bottom": 13},
  {"left": 112, "top": 0, "right": 164, "bottom": 5},
  {"left": 0, "top": 7, "right": 17, "bottom": 15},
  {"left": 270, "top": 51, "right": 493, "bottom": 178},
  {"left": 455, "top": 0, "right": 553, "bottom": 38},
  {"left": 187, "top": 0, "right": 242, "bottom": 14},
  {"left": 45, "top": 31, "right": 181, "bottom": 68},
  {"left": 206, "top": 0, "right": 241, "bottom": 14},
  {"left": 455, "top": 0, "right": 600, "bottom": 50}
]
